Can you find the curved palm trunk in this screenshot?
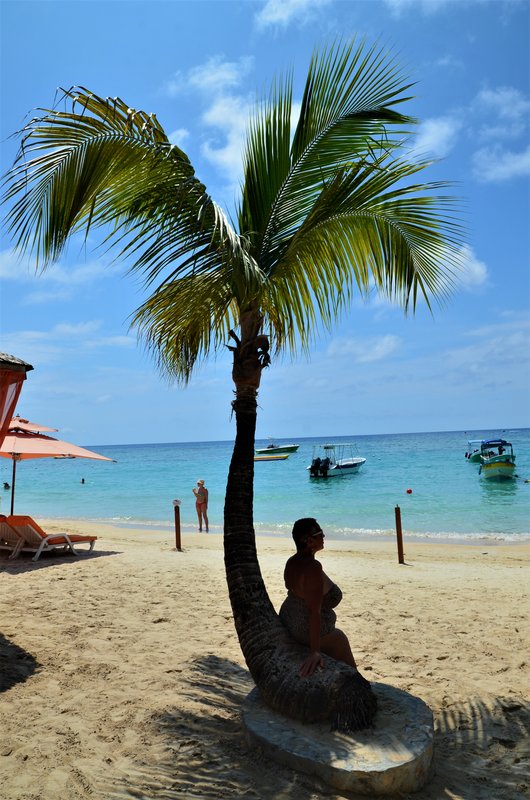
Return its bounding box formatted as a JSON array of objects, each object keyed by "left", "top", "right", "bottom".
[{"left": 223, "top": 318, "right": 377, "bottom": 732}]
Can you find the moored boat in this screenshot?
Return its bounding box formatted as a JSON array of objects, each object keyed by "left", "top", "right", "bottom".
[
  {"left": 255, "top": 439, "right": 299, "bottom": 454},
  {"left": 479, "top": 439, "right": 516, "bottom": 481},
  {"left": 465, "top": 440, "right": 485, "bottom": 463},
  {"left": 307, "top": 443, "right": 366, "bottom": 478},
  {"left": 254, "top": 454, "right": 289, "bottom": 461}
]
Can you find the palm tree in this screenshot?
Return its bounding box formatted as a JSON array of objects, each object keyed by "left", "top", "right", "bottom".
[{"left": 3, "top": 39, "right": 462, "bottom": 731}]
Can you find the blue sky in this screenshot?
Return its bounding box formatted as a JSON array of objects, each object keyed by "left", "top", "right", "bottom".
[{"left": 1, "top": 0, "right": 529, "bottom": 446}]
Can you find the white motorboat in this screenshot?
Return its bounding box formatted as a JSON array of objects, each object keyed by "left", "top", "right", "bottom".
[
  {"left": 465, "top": 439, "right": 485, "bottom": 463},
  {"left": 307, "top": 443, "right": 366, "bottom": 478}
]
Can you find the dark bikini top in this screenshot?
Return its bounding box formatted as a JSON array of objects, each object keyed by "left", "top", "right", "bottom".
[{"left": 322, "top": 582, "right": 342, "bottom": 609}]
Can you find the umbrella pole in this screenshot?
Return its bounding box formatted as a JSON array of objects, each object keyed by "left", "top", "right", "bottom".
[{"left": 10, "top": 458, "right": 17, "bottom": 515}]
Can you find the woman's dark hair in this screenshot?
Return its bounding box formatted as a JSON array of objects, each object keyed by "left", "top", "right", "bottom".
[{"left": 292, "top": 517, "right": 318, "bottom": 550}]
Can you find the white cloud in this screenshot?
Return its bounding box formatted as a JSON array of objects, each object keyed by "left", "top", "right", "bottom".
[
  {"left": 467, "top": 85, "right": 530, "bottom": 182},
  {"left": 161, "top": 56, "right": 253, "bottom": 98},
  {"left": 0, "top": 322, "right": 134, "bottom": 370},
  {"left": 87, "top": 335, "right": 135, "bottom": 349},
  {"left": 291, "top": 101, "right": 302, "bottom": 135},
  {"left": 160, "top": 56, "right": 257, "bottom": 186},
  {"left": 161, "top": 72, "right": 184, "bottom": 99},
  {"left": 327, "top": 334, "right": 402, "bottom": 363},
  {"left": 188, "top": 56, "right": 253, "bottom": 93},
  {"left": 457, "top": 245, "right": 489, "bottom": 290},
  {"left": 168, "top": 128, "right": 190, "bottom": 148},
  {"left": 256, "top": 0, "right": 331, "bottom": 28},
  {"left": 412, "top": 116, "right": 461, "bottom": 158},
  {"left": 383, "top": 0, "right": 458, "bottom": 17},
  {"left": 53, "top": 321, "right": 102, "bottom": 337},
  {"left": 472, "top": 144, "right": 530, "bottom": 182},
  {"left": 0, "top": 249, "right": 111, "bottom": 305},
  {"left": 201, "top": 95, "right": 251, "bottom": 183},
  {"left": 474, "top": 87, "right": 530, "bottom": 142},
  {"left": 467, "top": 314, "right": 529, "bottom": 340},
  {"left": 435, "top": 54, "right": 464, "bottom": 69},
  {"left": 478, "top": 121, "right": 526, "bottom": 142},
  {"left": 445, "top": 315, "right": 530, "bottom": 376},
  {"left": 474, "top": 86, "right": 530, "bottom": 120},
  {"left": 0, "top": 249, "right": 35, "bottom": 279},
  {"left": 0, "top": 330, "right": 65, "bottom": 367}
]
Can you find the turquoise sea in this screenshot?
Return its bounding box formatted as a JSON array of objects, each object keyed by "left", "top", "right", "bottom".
[{"left": 1, "top": 428, "right": 529, "bottom": 543}]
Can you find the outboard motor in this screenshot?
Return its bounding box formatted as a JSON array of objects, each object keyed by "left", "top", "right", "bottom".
[{"left": 310, "top": 457, "right": 321, "bottom": 477}]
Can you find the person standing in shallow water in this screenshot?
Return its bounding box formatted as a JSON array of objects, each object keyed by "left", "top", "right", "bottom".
[
  {"left": 279, "top": 517, "right": 358, "bottom": 676},
  {"left": 192, "top": 479, "right": 209, "bottom": 532}
]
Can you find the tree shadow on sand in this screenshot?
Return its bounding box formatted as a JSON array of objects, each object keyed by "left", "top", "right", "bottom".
[
  {"left": 431, "top": 695, "right": 530, "bottom": 800},
  {"left": 0, "top": 549, "right": 121, "bottom": 575},
  {"left": 97, "top": 655, "right": 530, "bottom": 799},
  {"left": 0, "top": 634, "right": 40, "bottom": 693}
]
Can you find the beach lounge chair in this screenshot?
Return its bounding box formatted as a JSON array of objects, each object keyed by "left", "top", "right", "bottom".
[
  {"left": 6, "top": 515, "right": 97, "bottom": 562},
  {"left": 0, "top": 515, "right": 25, "bottom": 559}
]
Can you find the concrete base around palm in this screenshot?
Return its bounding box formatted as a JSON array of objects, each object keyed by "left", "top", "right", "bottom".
[{"left": 241, "top": 682, "right": 434, "bottom": 795}]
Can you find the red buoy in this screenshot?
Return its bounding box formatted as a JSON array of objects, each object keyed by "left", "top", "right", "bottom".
[{"left": 406, "top": 488, "right": 412, "bottom": 494}]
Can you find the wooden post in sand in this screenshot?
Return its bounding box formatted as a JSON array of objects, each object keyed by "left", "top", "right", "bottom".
[
  {"left": 395, "top": 505, "right": 405, "bottom": 564},
  {"left": 173, "top": 499, "right": 182, "bottom": 552}
]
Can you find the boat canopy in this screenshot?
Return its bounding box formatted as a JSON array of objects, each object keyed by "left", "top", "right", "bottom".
[{"left": 481, "top": 439, "right": 511, "bottom": 448}]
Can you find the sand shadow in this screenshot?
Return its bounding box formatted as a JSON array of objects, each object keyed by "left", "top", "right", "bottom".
[
  {"left": 95, "top": 655, "right": 530, "bottom": 799},
  {"left": 0, "top": 634, "right": 40, "bottom": 693},
  {"left": 431, "top": 695, "right": 530, "bottom": 799},
  {"left": 97, "top": 655, "right": 321, "bottom": 800},
  {"left": 0, "top": 549, "right": 122, "bottom": 574}
]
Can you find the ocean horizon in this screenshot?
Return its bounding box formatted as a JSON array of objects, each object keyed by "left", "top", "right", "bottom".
[{"left": 2, "top": 427, "right": 529, "bottom": 544}]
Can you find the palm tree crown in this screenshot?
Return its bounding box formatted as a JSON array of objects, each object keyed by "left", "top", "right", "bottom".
[{"left": 4, "top": 38, "right": 462, "bottom": 384}]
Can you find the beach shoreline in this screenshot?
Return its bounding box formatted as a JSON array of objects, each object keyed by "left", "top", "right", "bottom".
[
  {"left": 1, "top": 521, "right": 529, "bottom": 799},
  {"left": 4, "top": 430, "right": 529, "bottom": 541},
  {"left": 32, "top": 515, "right": 530, "bottom": 547}
]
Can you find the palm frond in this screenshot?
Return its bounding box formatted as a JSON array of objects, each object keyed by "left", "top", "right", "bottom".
[
  {"left": 238, "top": 73, "right": 293, "bottom": 252},
  {"left": 132, "top": 270, "right": 238, "bottom": 383},
  {"left": 262, "top": 157, "right": 464, "bottom": 342},
  {"left": 251, "top": 39, "right": 417, "bottom": 272},
  {"left": 2, "top": 87, "right": 244, "bottom": 284}
]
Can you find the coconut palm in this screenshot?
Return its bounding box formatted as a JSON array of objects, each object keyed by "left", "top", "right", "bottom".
[{"left": 3, "top": 39, "right": 462, "bottom": 731}]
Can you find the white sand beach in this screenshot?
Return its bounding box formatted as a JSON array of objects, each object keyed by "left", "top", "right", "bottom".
[{"left": 1, "top": 521, "right": 529, "bottom": 799}]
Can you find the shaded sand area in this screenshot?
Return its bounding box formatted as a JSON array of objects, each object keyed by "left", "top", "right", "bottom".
[{"left": 1, "top": 521, "right": 529, "bottom": 799}]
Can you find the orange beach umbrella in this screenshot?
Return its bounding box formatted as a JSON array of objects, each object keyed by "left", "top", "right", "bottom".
[
  {"left": 0, "top": 428, "right": 113, "bottom": 514},
  {"left": 9, "top": 416, "right": 58, "bottom": 433}
]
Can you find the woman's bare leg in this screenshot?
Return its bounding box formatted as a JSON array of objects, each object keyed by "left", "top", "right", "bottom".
[{"left": 320, "top": 629, "right": 357, "bottom": 668}]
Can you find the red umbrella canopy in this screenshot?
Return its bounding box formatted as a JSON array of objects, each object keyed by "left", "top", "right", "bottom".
[
  {"left": 0, "top": 430, "right": 112, "bottom": 461},
  {"left": 0, "top": 430, "right": 113, "bottom": 514},
  {"left": 9, "top": 416, "right": 58, "bottom": 433}
]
